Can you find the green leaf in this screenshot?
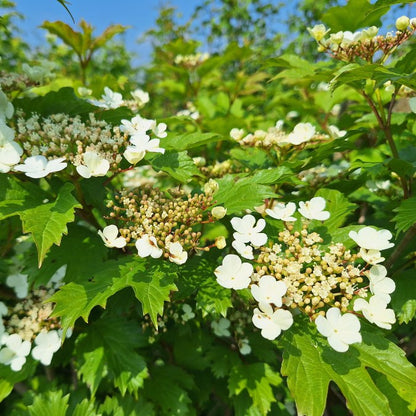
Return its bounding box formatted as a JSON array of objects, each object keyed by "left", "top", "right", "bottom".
[
  {"left": 28, "top": 390, "right": 69, "bottom": 416},
  {"left": 41, "top": 21, "right": 83, "bottom": 55},
  {"left": 281, "top": 323, "right": 416, "bottom": 416},
  {"left": 314, "top": 188, "right": 357, "bottom": 232},
  {"left": 49, "top": 258, "right": 177, "bottom": 334},
  {"left": 164, "top": 132, "right": 220, "bottom": 151},
  {"left": 19, "top": 183, "right": 81, "bottom": 266},
  {"left": 15, "top": 87, "right": 96, "bottom": 117},
  {"left": 91, "top": 24, "right": 127, "bottom": 51},
  {"left": 76, "top": 314, "right": 148, "bottom": 395},
  {"left": 393, "top": 196, "right": 416, "bottom": 234},
  {"left": 391, "top": 270, "right": 416, "bottom": 324},
  {"left": 143, "top": 365, "right": 194, "bottom": 415},
  {"left": 99, "top": 395, "right": 155, "bottom": 416},
  {"left": 214, "top": 174, "right": 278, "bottom": 214},
  {"left": 149, "top": 151, "right": 203, "bottom": 183},
  {"left": 72, "top": 399, "right": 100, "bottom": 416},
  {"left": 228, "top": 363, "right": 282, "bottom": 415}
]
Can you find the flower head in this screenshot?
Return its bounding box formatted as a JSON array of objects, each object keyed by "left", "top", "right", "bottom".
[
  {"left": 286, "top": 122, "right": 316, "bottom": 145},
  {"left": 131, "top": 88, "right": 150, "bottom": 107},
  {"left": 231, "top": 214, "right": 267, "bottom": 247},
  {"left": 368, "top": 265, "right": 395, "bottom": 303},
  {"left": 315, "top": 308, "right": 362, "bottom": 352},
  {"left": 98, "top": 225, "right": 126, "bottom": 248},
  {"left": 359, "top": 248, "right": 385, "bottom": 265},
  {"left": 349, "top": 226, "right": 394, "bottom": 251},
  {"left": 31, "top": 330, "right": 61, "bottom": 366},
  {"left": 214, "top": 254, "right": 253, "bottom": 290},
  {"left": 266, "top": 202, "right": 297, "bottom": 222},
  {"left": 353, "top": 296, "right": 396, "bottom": 329},
  {"left": 252, "top": 303, "right": 293, "bottom": 340},
  {"left": 251, "top": 275, "right": 287, "bottom": 307},
  {"left": 298, "top": 197, "right": 330, "bottom": 221},
  {"left": 6, "top": 273, "right": 29, "bottom": 298},
  {"left": 0, "top": 131, "right": 23, "bottom": 173},
  {"left": 76, "top": 151, "right": 110, "bottom": 178},
  {"left": 0, "top": 334, "right": 31, "bottom": 371},
  {"left": 167, "top": 241, "right": 188, "bottom": 265},
  {"left": 135, "top": 234, "right": 163, "bottom": 258},
  {"left": 232, "top": 240, "right": 254, "bottom": 260},
  {"left": 90, "top": 87, "right": 123, "bottom": 109},
  {"left": 14, "top": 156, "right": 66, "bottom": 178}
]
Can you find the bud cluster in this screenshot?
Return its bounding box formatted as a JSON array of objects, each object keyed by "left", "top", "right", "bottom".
[
  {"left": 108, "top": 185, "right": 217, "bottom": 257},
  {"left": 15, "top": 112, "right": 127, "bottom": 171},
  {"left": 309, "top": 19, "right": 416, "bottom": 62},
  {"left": 0, "top": 71, "right": 37, "bottom": 92},
  {"left": 174, "top": 52, "right": 210, "bottom": 68}
]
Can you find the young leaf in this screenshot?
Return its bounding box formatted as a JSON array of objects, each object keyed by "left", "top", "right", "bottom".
[
  {"left": 27, "top": 390, "right": 69, "bottom": 416},
  {"left": 393, "top": 196, "right": 416, "bottom": 234},
  {"left": 163, "top": 132, "right": 220, "bottom": 151}
]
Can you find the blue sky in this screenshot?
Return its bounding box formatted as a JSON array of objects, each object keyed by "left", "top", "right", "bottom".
[{"left": 12, "top": 0, "right": 196, "bottom": 64}]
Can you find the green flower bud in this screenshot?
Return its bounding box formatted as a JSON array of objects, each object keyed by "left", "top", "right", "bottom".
[
  {"left": 396, "top": 16, "right": 410, "bottom": 31},
  {"left": 211, "top": 206, "right": 227, "bottom": 219},
  {"left": 307, "top": 24, "right": 329, "bottom": 42}
]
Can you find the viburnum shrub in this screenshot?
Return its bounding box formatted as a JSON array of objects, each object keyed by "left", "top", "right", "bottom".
[{"left": 1, "top": 2, "right": 416, "bottom": 415}]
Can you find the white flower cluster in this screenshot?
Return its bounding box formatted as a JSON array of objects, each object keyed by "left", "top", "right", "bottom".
[
  {"left": 1, "top": 86, "right": 166, "bottom": 179},
  {"left": 174, "top": 52, "right": 210, "bottom": 67},
  {"left": 308, "top": 18, "right": 416, "bottom": 62},
  {"left": 230, "top": 121, "right": 331, "bottom": 149},
  {"left": 0, "top": 268, "right": 69, "bottom": 371},
  {"left": 0, "top": 88, "right": 23, "bottom": 173},
  {"left": 214, "top": 198, "right": 397, "bottom": 353}
]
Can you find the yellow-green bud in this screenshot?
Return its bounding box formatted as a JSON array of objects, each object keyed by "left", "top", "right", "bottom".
[
  {"left": 215, "top": 236, "right": 227, "bottom": 249},
  {"left": 411, "top": 18, "right": 416, "bottom": 28},
  {"left": 307, "top": 24, "right": 329, "bottom": 42},
  {"left": 396, "top": 16, "right": 410, "bottom": 31},
  {"left": 204, "top": 179, "right": 219, "bottom": 195},
  {"left": 211, "top": 206, "right": 227, "bottom": 219}
]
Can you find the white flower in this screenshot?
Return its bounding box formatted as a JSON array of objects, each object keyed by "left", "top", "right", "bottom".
[
  {"left": 0, "top": 334, "right": 31, "bottom": 371},
  {"left": 0, "top": 121, "right": 15, "bottom": 142},
  {"left": 123, "top": 134, "right": 165, "bottom": 164},
  {"left": 14, "top": 155, "right": 66, "bottom": 178},
  {"left": 123, "top": 147, "right": 146, "bottom": 165},
  {"left": 239, "top": 338, "right": 251, "bottom": 355},
  {"left": 232, "top": 240, "right": 254, "bottom": 260},
  {"left": 252, "top": 303, "right": 293, "bottom": 340},
  {"left": 31, "top": 330, "right": 61, "bottom": 366},
  {"left": 47, "top": 264, "right": 67, "bottom": 289},
  {"left": 76, "top": 151, "right": 110, "bottom": 178},
  {"left": 328, "top": 125, "right": 346, "bottom": 138},
  {"left": 266, "top": 202, "right": 297, "bottom": 222},
  {"left": 0, "top": 302, "right": 7, "bottom": 317},
  {"left": 307, "top": 24, "right": 329, "bottom": 41},
  {"left": 211, "top": 318, "right": 231, "bottom": 337},
  {"left": 98, "top": 225, "right": 126, "bottom": 248},
  {"left": 315, "top": 308, "right": 362, "bottom": 352},
  {"left": 152, "top": 122, "right": 167, "bottom": 138},
  {"left": 0, "top": 90, "right": 13, "bottom": 121},
  {"left": 214, "top": 254, "right": 252, "bottom": 290},
  {"left": 167, "top": 241, "right": 188, "bottom": 265},
  {"left": 211, "top": 206, "right": 227, "bottom": 219},
  {"left": 349, "top": 226, "right": 394, "bottom": 251},
  {"left": 353, "top": 296, "right": 396, "bottom": 329},
  {"left": 230, "top": 128, "right": 245, "bottom": 141},
  {"left": 90, "top": 87, "right": 123, "bottom": 109},
  {"left": 6, "top": 273, "right": 28, "bottom": 298},
  {"left": 0, "top": 130, "right": 23, "bottom": 173},
  {"left": 368, "top": 265, "right": 395, "bottom": 303},
  {"left": 286, "top": 122, "right": 316, "bottom": 145},
  {"left": 251, "top": 275, "right": 287, "bottom": 307},
  {"left": 181, "top": 304, "right": 195, "bottom": 322},
  {"left": 231, "top": 214, "right": 267, "bottom": 247},
  {"left": 131, "top": 88, "right": 150, "bottom": 107},
  {"left": 120, "top": 115, "right": 155, "bottom": 136},
  {"left": 359, "top": 248, "right": 384, "bottom": 265},
  {"left": 298, "top": 197, "right": 330, "bottom": 221},
  {"left": 135, "top": 234, "right": 163, "bottom": 258}
]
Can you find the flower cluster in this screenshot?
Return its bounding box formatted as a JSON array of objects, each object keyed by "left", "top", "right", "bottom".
[
  {"left": 174, "top": 52, "right": 210, "bottom": 68},
  {"left": 309, "top": 17, "right": 416, "bottom": 62},
  {"left": 0, "top": 71, "right": 37, "bottom": 92},
  {"left": 0, "top": 267, "right": 68, "bottom": 371},
  {"left": 103, "top": 185, "right": 219, "bottom": 264},
  {"left": 214, "top": 198, "right": 396, "bottom": 352},
  {"left": 230, "top": 121, "right": 329, "bottom": 150}
]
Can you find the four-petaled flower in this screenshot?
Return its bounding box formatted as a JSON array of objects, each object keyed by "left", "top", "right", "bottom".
[
  {"left": 0, "top": 334, "right": 31, "bottom": 371},
  {"left": 6, "top": 273, "right": 29, "bottom": 299},
  {"left": 31, "top": 330, "right": 61, "bottom": 366},
  {"left": 98, "top": 225, "right": 126, "bottom": 248},
  {"left": 90, "top": 87, "right": 123, "bottom": 109},
  {"left": 135, "top": 234, "right": 163, "bottom": 258},
  {"left": 214, "top": 254, "right": 253, "bottom": 290},
  {"left": 232, "top": 240, "right": 254, "bottom": 260},
  {"left": 368, "top": 265, "right": 395, "bottom": 303},
  {"left": 76, "top": 151, "right": 110, "bottom": 178},
  {"left": 266, "top": 202, "right": 297, "bottom": 222},
  {"left": 315, "top": 307, "right": 362, "bottom": 352},
  {"left": 167, "top": 241, "right": 188, "bottom": 265},
  {"left": 251, "top": 275, "right": 287, "bottom": 307},
  {"left": 231, "top": 214, "right": 267, "bottom": 247},
  {"left": 298, "top": 197, "right": 330, "bottom": 221},
  {"left": 14, "top": 156, "right": 66, "bottom": 178},
  {"left": 252, "top": 303, "right": 293, "bottom": 340},
  {"left": 349, "top": 226, "right": 394, "bottom": 251},
  {"left": 286, "top": 122, "right": 316, "bottom": 145},
  {"left": 353, "top": 295, "right": 396, "bottom": 329}
]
